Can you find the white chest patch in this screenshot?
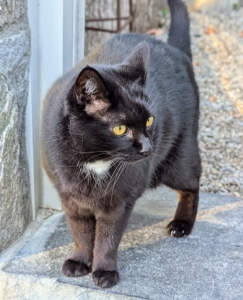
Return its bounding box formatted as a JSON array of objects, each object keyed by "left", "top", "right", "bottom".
[{"left": 84, "top": 160, "right": 113, "bottom": 176}]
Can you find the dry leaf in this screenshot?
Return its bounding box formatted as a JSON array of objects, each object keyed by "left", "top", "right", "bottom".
[
  {"left": 220, "top": 76, "right": 229, "bottom": 85},
  {"left": 232, "top": 113, "right": 242, "bottom": 118},
  {"left": 210, "top": 96, "right": 216, "bottom": 102},
  {"left": 146, "top": 28, "right": 163, "bottom": 36},
  {"left": 239, "top": 31, "right": 243, "bottom": 38},
  {"left": 194, "top": 61, "right": 200, "bottom": 67},
  {"left": 205, "top": 26, "right": 217, "bottom": 35},
  {"left": 236, "top": 101, "right": 243, "bottom": 115}
]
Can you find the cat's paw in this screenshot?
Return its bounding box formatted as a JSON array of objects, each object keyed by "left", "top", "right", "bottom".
[
  {"left": 62, "top": 259, "right": 91, "bottom": 277},
  {"left": 166, "top": 220, "right": 193, "bottom": 237},
  {"left": 92, "top": 270, "right": 119, "bottom": 288}
]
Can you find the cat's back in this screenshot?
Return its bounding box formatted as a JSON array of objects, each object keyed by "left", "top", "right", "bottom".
[
  {"left": 94, "top": 33, "right": 188, "bottom": 68},
  {"left": 95, "top": 34, "right": 196, "bottom": 99}
]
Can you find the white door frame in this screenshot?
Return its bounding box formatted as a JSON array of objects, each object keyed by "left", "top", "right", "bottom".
[{"left": 26, "top": 0, "right": 85, "bottom": 218}]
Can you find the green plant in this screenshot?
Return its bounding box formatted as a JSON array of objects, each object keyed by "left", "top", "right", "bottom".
[
  {"left": 162, "top": 8, "right": 169, "bottom": 17},
  {"left": 233, "top": 2, "right": 239, "bottom": 10}
]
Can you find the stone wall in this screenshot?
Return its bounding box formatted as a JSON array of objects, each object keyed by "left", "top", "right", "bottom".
[{"left": 0, "top": 0, "right": 32, "bottom": 252}]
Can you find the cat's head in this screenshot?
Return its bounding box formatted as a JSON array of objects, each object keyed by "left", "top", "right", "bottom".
[{"left": 65, "top": 41, "right": 154, "bottom": 164}]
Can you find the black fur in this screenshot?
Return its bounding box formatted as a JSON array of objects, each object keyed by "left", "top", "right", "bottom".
[
  {"left": 168, "top": 0, "right": 192, "bottom": 61},
  {"left": 41, "top": 0, "right": 201, "bottom": 288}
]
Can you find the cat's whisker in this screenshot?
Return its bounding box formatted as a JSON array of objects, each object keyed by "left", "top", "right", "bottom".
[
  {"left": 149, "top": 160, "right": 160, "bottom": 186},
  {"left": 75, "top": 172, "right": 90, "bottom": 190},
  {"left": 76, "top": 150, "right": 113, "bottom": 155},
  {"left": 152, "top": 153, "right": 164, "bottom": 159},
  {"left": 109, "top": 161, "right": 127, "bottom": 205},
  {"left": 106, "top": 161, "right": 124, "bottom": 196},
  {"left": 148, "top": 77, "right": 160, "bottom": 99},
  {"left": 148, "top": 93, "right": 161, "bottom": 111},
  {"left": 105, "top": 161, "right": 123, "bottom": 194},
  {"left": 85, "top": 153, "right": 108, "bottom": 163},
  {"left": 90, "top": 177, "right": 100, "bottom": 195},
  {"left": 104, "top": 162, "right": 118, "bottom": 192},
  {"left": 152, "top": 152, "right": 178, "bottom": 171}
]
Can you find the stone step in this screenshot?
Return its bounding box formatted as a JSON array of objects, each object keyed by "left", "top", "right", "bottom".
[{"left": 1, "top": 187, "right": 243, "bottom": 300}]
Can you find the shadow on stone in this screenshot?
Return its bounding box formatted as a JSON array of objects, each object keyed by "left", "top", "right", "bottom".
[{"left": 2, "top": 187, "right": 243, "bottom": 300}]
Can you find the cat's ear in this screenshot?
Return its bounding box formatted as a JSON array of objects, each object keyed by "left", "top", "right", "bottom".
[
  {"left": 73, "top": 67, "right": 110, "bottom": 115},
  {"left": 121, "top": 41, "right": 150, "bottom": 85}
]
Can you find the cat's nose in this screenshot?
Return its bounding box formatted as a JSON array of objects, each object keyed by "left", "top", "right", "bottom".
[{"left": 139, "top": 135, "right": 152, "bottom": 156}]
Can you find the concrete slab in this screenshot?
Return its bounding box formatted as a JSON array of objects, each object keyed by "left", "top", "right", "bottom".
[{"left": 1, "top": 187, "right": 243, "bottom": 300}]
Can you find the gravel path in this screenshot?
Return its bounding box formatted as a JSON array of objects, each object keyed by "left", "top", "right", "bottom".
[{"left": 160, "top": 8, "right": 243, "bottom": 198}]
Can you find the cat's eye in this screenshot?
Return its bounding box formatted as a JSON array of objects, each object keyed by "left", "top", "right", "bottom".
[
  {"left": 146, "top": 116, "right": 154, "bottom": 127},
  {"left": 113, "top": 125, "right": 126, "bottom": 136}
]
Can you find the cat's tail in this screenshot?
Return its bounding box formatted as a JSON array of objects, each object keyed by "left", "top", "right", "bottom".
[{"left": 167, "top": 0, "right": 192, "bottom": 61}]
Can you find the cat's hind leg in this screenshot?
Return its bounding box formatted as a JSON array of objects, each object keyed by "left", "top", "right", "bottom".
[
  {"left": 161, "top": 142, "right": 201, "bottom": 237},
  {"left": 166, "top": 190, "right": 199, "bottom": 237}
]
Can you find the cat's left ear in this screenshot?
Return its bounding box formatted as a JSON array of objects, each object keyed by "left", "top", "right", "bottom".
[
  {"left": 74, "top": 67, "right": 110, "bottom": 115},
  {"left": 121, "top": 41, "right": 150, "bottom": 85}
]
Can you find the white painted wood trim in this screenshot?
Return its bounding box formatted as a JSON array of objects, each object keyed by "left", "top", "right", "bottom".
[
  {"left": 26, "top": 0, "right": 85, "bottom": 214},
  {"left": 26, "top": 0, "right": 40, "bottom": 219},
  {"left": 73, "top": 0, "right": 86, "bottom": 65}
]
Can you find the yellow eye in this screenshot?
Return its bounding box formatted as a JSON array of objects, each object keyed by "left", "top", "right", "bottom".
[
  {"left": 146, "top": 116, "right": 154, "bottom": 127},
  {"left": 113, "top": 125, "right": 126, "bottom": 136}
]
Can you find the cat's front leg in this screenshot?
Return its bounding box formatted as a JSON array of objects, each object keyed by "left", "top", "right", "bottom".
[
  {"left": 92, "top": 203, "right": 133, "bottom": 288},
  {"left": 166, "top": 190, "right": 199, "bottom": 237},
  {"left": 61, "top": 199, "right": 96, "bottom": 277}
]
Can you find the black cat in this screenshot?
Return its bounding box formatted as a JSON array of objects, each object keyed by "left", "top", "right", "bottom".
[{"left": 42, "top": 0, "right": 201, "bottom": 288}]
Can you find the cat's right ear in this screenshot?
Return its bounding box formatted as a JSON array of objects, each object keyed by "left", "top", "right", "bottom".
[
  {"left": 120, "top": 41, "right": 150, "bottom": 86},
  {"left": 65, "top": 67, "right": 110, "bottom": 116}
]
